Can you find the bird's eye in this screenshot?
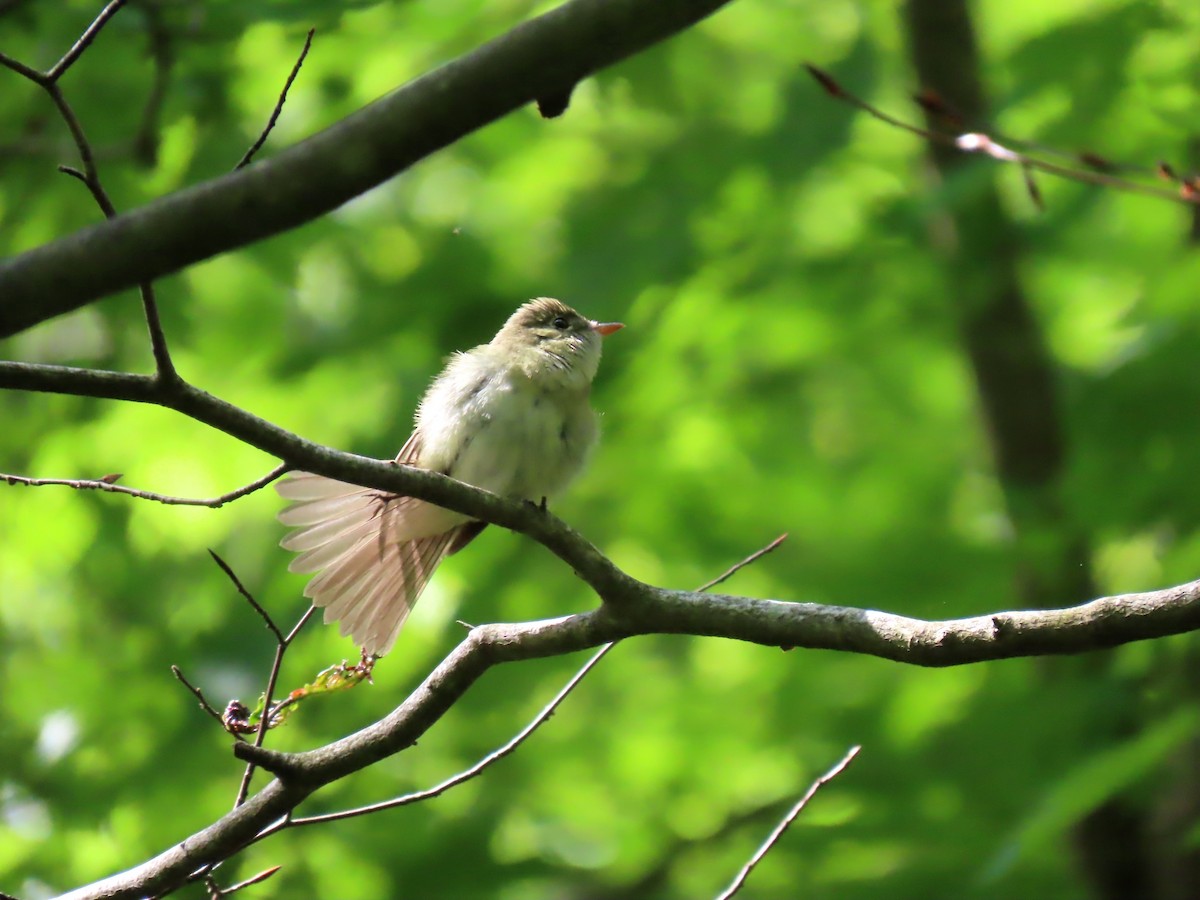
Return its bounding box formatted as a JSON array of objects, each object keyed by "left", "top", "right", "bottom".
[{"left": 552, "top": 315, "right": 569, "bottom": 329}]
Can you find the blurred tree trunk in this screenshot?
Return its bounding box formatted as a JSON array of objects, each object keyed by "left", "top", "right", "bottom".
[
  {"left": 1145, "top": 141, "right": 1200, "bottom": 900},
  {"left": 901, "top": 2, "right": 1158, "bottom": 897}
]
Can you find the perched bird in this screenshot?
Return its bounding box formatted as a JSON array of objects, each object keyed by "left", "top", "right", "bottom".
[{"left": 277, "top": 298, "right": 623, "bottom": 656}]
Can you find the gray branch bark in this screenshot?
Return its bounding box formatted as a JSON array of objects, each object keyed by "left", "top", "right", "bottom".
[{"left": 58, "top": 574, "right": 1200, "bottom": 899}]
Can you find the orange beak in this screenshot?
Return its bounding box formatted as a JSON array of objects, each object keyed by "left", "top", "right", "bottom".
[{"left": 591, "top": 321, "right": 624, "bottom": 337}]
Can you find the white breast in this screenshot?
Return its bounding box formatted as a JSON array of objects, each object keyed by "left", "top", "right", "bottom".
[{"left": 416, "top": 349, "right": 597, "bottom": 501}]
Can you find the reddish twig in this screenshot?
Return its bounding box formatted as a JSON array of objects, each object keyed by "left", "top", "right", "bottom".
[
  {"left": 170, "top": 665, "right": 228, "bottom": 728},
  {"left": 716, "top": 744, "right": 862, "bottom": 899},
  {"left": 805, "top": 62, "right": 1200, "bottom": 207}
]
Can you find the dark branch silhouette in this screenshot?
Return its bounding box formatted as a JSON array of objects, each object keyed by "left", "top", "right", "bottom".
[
  {"left": 235, "top": 28, "right": 315, "bottom": 171},
  {"left": 0, "top": 0, "right": 737, "bottom": 337}
]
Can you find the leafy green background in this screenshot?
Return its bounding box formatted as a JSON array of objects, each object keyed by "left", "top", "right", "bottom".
[{"left": 3, "top": 0, "right": 1200, "bottom": 897}]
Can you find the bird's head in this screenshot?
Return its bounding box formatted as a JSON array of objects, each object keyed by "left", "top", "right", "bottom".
[{"left": 495, "top": 297, "right": 623, "bottom": 389}]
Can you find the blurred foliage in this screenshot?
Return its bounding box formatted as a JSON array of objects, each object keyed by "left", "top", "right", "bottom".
[{"left": 3, "top": 0, "right": 1200, "bottom": 898}]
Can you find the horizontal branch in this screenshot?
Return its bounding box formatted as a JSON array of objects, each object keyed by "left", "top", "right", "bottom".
[
  {"left": 0, "top": 464, "right": 285, "bottom": 507},
  {"left": 64, "top": 574, "right": 1200, "bottom": 898},
  {"left": 0, "top": 0, "right": 735, "bottom": 338}
]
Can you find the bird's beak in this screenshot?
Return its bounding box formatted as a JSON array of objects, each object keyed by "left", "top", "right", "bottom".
[{"left": 591, "top": 321, "right": 624, "bottom": 337}]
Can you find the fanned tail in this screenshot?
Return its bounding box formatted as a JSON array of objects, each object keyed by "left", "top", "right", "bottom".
[{"left": 276, "top": 470, "right": 465, "bottom": 656}]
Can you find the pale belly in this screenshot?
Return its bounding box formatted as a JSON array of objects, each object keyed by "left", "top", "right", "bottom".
[{"left": 421, "top": 371, "right": 597, "bottom": 502}]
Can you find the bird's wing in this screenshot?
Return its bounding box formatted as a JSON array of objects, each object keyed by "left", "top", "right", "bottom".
[{"left": 275, "top": 433, "right": 466, "bottom": 655}]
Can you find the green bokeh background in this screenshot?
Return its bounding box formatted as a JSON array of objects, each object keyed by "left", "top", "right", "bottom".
[{"left": 3, "top": 0, "right": 1200, "bottom": 897}]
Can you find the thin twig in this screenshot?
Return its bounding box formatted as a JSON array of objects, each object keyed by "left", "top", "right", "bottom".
[
  {"left": 716, "top": 745, "right": 862, "bottom": 900},
  {"left": 697, "top": 533, "right": 788, "bottom": 592},
  {"left": 284, "top": 604, "right": 318, "bottom": 645},
  {"left": 47, "top": 92, "right": 111, "bottom": 211},
  {"left": 140, "top": 282, "right": 177, "bottom": 381},
  {"left": 235, "top": 28, "right": 314, "bottom": 170},
  {"left": 0, "top": 464, "right": 287, "bottom": 508},
  {"left": 209, "top": 551, "right": 283, "bottom": 643},
  {"left": 47, "top": 0, "right": 129, "bottom": 82},
  {"left": 805, "top": 63, "right": 1200, "bottom": 206},
  {"left": 233, "top": 605, "right": 318, "bottom": 810},
  {"left": 170, "top": 665, "right": 226, "bottom": 725},
  {"left": 0, "top": 50, "right": 46, "bottom": 83},
  {"left": 0, "top": 1, "right": 179, "bottom": 379},
  {"left": 287, "top": 641, "right": 617, "bottom": 828},
  {"left": 205, "top": 865, "right": 281, "bottom": 898}
]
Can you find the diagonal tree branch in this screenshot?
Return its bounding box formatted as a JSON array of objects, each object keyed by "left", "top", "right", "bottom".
[
  {"left": 0, "top": 360, "right": 637, "bottom": 599},
  {"left": 0, "top": 0, "right": 736, "bottom": 338},
  {"left": 717, "top": 744, "right": 862, "bottom": 899}
]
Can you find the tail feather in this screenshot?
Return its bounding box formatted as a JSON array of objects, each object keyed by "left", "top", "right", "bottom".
[
  {"left": 361, "top": 531, "right": 458, "bottom": 655},
  {"left": 276, "top": 471, "right": 468, "bottom": 655},
  {"left": 287, "top": 517, "right": 383, "bottom": 574},
  {"left": 332, "top": 554, "right": 394, "bottom": 636},
  {"left": 281, "top": 504, "right": 383, "bottom": 553},
  {"left": 278, "top": 491, "right": 378, "bottom": 527},
  {"left": 277, "top": 471, "right": 364, "bottom": 501}
]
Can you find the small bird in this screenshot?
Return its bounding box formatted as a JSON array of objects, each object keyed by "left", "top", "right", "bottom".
[{"left": 277, "top": 298, "right": 623, "bottom": 657}]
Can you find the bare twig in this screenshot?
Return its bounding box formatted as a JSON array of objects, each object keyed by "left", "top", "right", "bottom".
[
  {"left": 283, "top": 641, "right": 616, "bottom": 829},
  {"left": 0, "top": 464, "right": 287, "bottom": 508},
  {"left": 232, "top": 604, "right": 318, "bottom": 809},
  {"left": 284, "top": 604, "right": 318, "bottom": 645},
  {"left": 0, "top": 51, "right": 46, "bottom": 83},
  {"left": 236, "top": 28, "right": 315, "bottom": 170},
  {"left": 715, "top": 745, "right": 862, "bottom": 900},
  {"left": 0, "top": 0, "right": 178, "bottom": 379},
  {"left": 209, "top": 550, "right": 283, "bottom": 643},
  {"left": 170, "top": 665, "right": 227, "bottom": 726},
  {"left": 56, "top": 570, "right": 1200, "bottom": 900},
  {"left": 804, "top": 63, "right": 1200, "bottom": 206},
  {"left": 47, "top": 0, "right": 128, "bottom": 82},
  {"left": 204, "top": 865, "right": 280, "bottom": 898},
  {"left": 697, "top": 533, "right": 788, "bottom": 592}
]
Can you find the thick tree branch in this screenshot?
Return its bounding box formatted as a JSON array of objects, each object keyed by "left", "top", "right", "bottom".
[
  {"left": 60, "top": 575, "right": 1200, "bottom": 899},
  {"left": 0, "top": 0, "right": 735, "bottom": 338},
  {"left": 274, "top": 534, "right": 790, "bottom": 830}
]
